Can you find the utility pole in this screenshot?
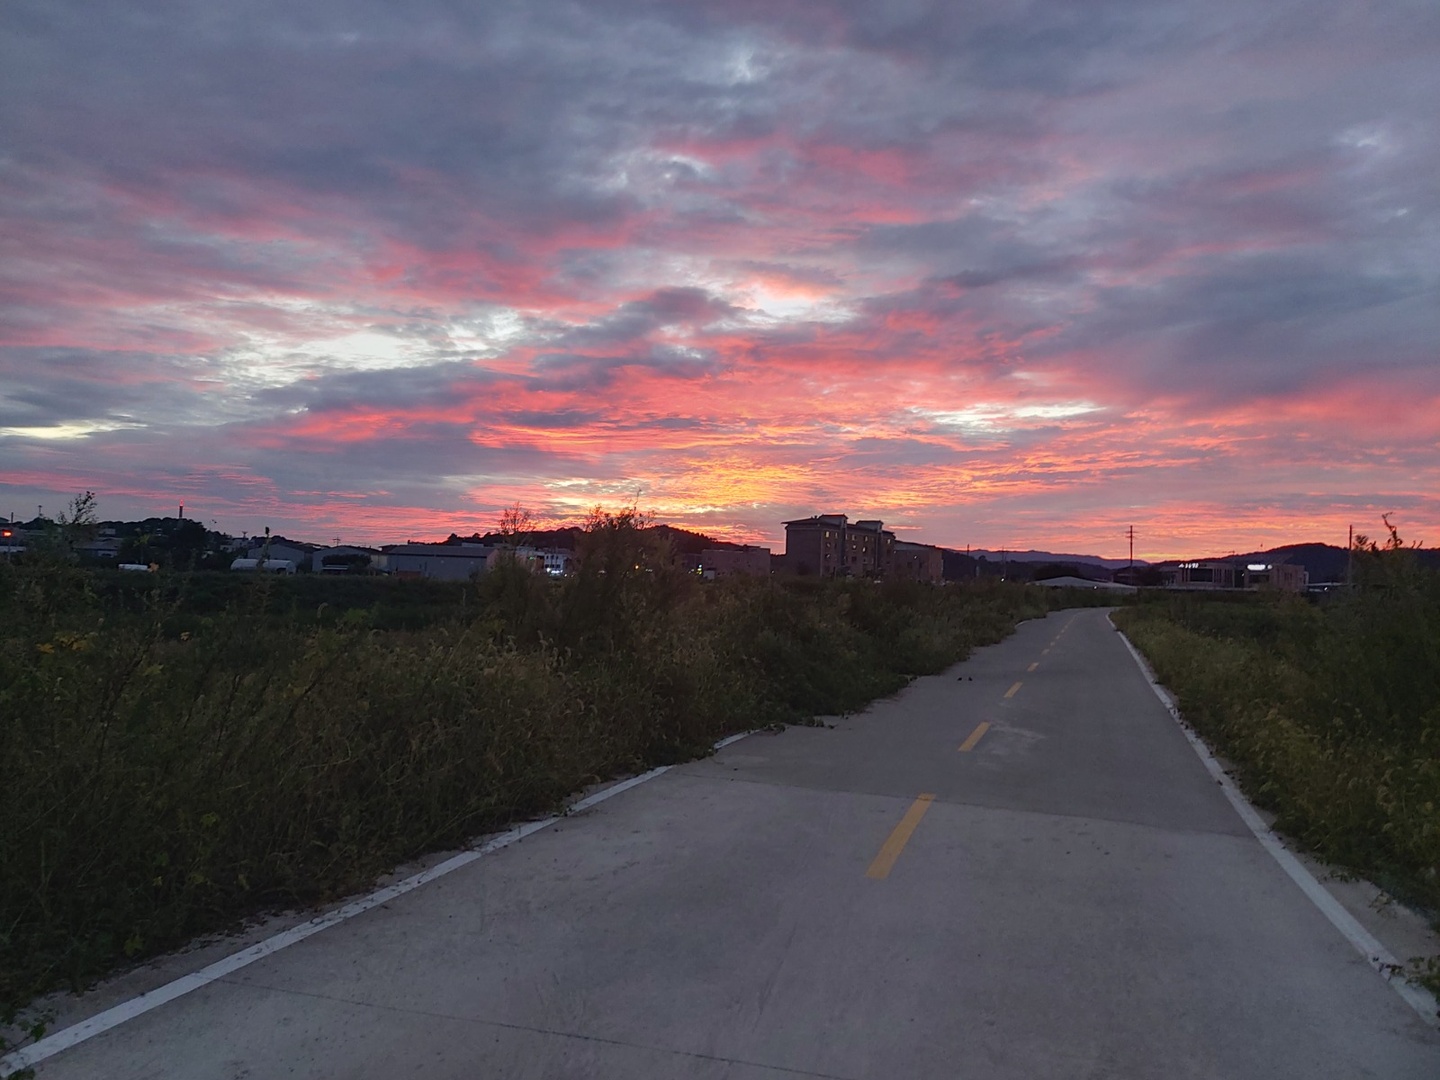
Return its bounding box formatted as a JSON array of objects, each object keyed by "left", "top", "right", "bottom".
[
  {"left": 1346, "top": 524, "right": 1353, "bottom": 587},
  {"left": 1127, "top": 525, "right": 1135, "bottom": 570}
]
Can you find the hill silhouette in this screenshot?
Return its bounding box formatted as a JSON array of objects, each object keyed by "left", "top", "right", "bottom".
[
  {"left": 447, "top": 524, "right": 745, "bottom": 556},
  {"left": 1211, "top": 542, "right": 1440, "bottom": 583}
]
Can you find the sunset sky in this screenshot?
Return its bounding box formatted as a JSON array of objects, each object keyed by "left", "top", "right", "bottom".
[{"left": 3, "top": 2, "right": 1437, "bottom": 558}]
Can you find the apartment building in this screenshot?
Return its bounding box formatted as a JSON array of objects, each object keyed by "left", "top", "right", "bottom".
[{"left": 782, "top": 514, "right": 895, "bottom": 578}]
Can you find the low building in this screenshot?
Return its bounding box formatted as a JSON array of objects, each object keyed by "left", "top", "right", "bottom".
[
  {"left": 1158, "top": 557, "right": 1307, "bottom": 593},
  {"left": 1242, "top": 560, "right": 1307, "bottom": 592},
  {"left": 891, "top": 541, "right": 944, "bottom": 583},
  {"left": 382, "top": 542, "right": 496, "bottom": 581},
  {"left": 701, "top": 546, "right": 772, "bottom": 579},
  {"left": 1159, "top": 561, "right": 1238, "bottom": 589},
  {"left": 245, "top": 540, "right": 315, "bottom": 569}
]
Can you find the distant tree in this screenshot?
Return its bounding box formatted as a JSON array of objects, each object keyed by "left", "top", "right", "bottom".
[
  {"left": 497, "top": 503, "right": 536, "bottom": 549},
  {"left": 57, "top": 491, "right": 98, "bottom": 531},
  {"left": 25, "top": 491, "right": 99, "bottom": 561},
  {"left": 167, "top": 519, "right": 210, "bottom": 568},
  {"left": 324, "top": 553, "right": 372, "bottom": 574},
  {"left": 121, "top": 533, "right": 158, "bottom": 566}
]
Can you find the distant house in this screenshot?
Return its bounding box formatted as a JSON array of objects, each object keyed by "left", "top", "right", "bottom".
[
  {"left": 382, "top": 542, "right": 496, "bottom": 581},
  {"left": 540, "top": 549, "right": 571, "bottom": 577},
  {"left": 701, "top": 546, "right": 771, "bottom": 579},
  {"left": 1157, "top": 557, "right": 1307, "bottom": 593},
  {"left": 1159, "top": 560, "right": 1238, "bottom": 589},
  {"left": 891, "top": 541, "right": 944, "bottom": 583},
  {"left": 1241, "top": 559, "right": 1307, "bottom": 592}
]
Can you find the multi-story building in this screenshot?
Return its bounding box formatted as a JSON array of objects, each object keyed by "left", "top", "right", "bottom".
[{"left": 782, "top": 515, "right": 895, "bottom": 578}]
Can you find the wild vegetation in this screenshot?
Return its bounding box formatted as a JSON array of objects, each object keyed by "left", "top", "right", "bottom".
[
  {"left": 1, "top": 506, "right": 1088, "bottom": 1047},
  {"left": 1113, "top": 522, "right": 1440, "bottom": 988}
]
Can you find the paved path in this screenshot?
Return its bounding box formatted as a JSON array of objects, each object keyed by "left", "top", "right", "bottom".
[{"left": 31, "top": 608, "right": 1440, "bottom": 1078}]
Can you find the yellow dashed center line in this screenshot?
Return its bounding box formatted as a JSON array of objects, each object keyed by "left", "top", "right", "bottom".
[
  {"left": 958, "top": 722, "right": 990, "bottom": 753},
  {"left": 1004, "top": 681, "right": 1023, "bottom": 699},
  {"left": 866, "top": 794, "right": 936, "bottom": 880},
  {"left": 1027, "top": 661, "right": 1038, "bottom": 672}
]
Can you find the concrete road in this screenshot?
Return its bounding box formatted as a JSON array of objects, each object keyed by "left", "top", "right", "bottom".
[{"left": 32, "top": 608, "right": 1440, "bottom": 1078}]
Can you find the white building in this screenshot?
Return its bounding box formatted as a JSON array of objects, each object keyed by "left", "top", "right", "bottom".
[
  {"left": 230, "top": 557, "right": 297, "bottom": 574},
  {"left": 245, "top": 540, "right": 315, "bottom": 568},
  {"left": 541, "top": 549, "right": 571, "bottom": 576}
]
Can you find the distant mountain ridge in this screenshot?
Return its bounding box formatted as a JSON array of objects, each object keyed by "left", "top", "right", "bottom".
[{"left": 961, "top": 549, "right": 1144, "bottom": 571}]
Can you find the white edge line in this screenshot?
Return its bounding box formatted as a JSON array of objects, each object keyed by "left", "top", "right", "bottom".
[
  {"left": 2, "top": 731, "right": 755, "bottom": 1073},
  {"left": 1107, "top": 613, "right": 1439, "bottom": 1027}
]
